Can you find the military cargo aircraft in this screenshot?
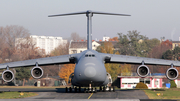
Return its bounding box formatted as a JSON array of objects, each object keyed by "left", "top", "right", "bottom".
[{"left": 0, "top": 10, "right": 179, "bottom": 93}]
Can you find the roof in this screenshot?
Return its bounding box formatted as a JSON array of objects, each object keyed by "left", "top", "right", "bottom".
[
  {"left": 97, "top": 41, "right": 118, "bottom": 46},
  {"left": 172, "top": 41, "right": 180, "bottom": 43},
  {"left": 117, "top": 76, "right": 167, "bottom": 79},
  {"left": 70, "top": 41, "right": 87, "bottom": 48},
  {"left": 49, "top": 76, "right": 64, "bottom": 80},
  {"left": 70, "top": 41, "right": 118, "bottom": 48},
  {"left": 42, "top": 76, "right": 64, "bottom": 80}
]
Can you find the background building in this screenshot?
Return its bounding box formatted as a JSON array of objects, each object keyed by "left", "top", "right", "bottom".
[
  {"left": 69, "top": 41, "right": 101, "bottom": 54},
  {"left": 118, "top": 76, "right": 163, "bottom": 89},
  {"left": 172, "top": 41, "right": 180, "bottom": 50},
  {"left": 103, "top": 36, "right": 110, "bottom": 41},
  {"left": 16, "top": 35, "right": 67, "bottom": 55},
  {"left": 69, "top": 40, "right": 118, "bottom": 54},
  {"left": 117, "top": 74, "right": 180, "bottom": 89}
]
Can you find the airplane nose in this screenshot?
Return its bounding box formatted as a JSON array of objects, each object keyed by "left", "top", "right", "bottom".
[{"left": 84, "top": 66, "right": 96, "bottom": 78}]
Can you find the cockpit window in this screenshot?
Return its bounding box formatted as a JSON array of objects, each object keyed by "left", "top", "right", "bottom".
[{"left": 85, "top": 54, "right": 95, "bottom": 57}]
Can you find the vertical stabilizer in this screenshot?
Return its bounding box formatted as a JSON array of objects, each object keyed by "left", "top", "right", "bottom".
[
  {"left": 48, "top": 10, "right": 130, "bottom": 50},
  {"left": 86, "top": 11, "right": 93, "bottom": 50}
]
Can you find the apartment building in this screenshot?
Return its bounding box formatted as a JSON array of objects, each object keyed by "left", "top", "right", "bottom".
[{"left": 16, "top": 35, "right": 67, "bottom": 54}]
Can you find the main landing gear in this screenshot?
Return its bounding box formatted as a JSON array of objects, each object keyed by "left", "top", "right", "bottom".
[
  {"left": 65, "top": 86, "right": 115, "bottom": 93},
  {"left": 84, "top": 87, "right": 97, "bottom": 93},
  {"left": 65, "top": 87, "right": 82, "bottom": 93},
  {"left": 99, "top": 86, "right": 115, "bottom": 92}
]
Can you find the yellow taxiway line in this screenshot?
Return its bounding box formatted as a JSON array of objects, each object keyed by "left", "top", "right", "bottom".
[{"left": 88, "top": 93, "right": 93, "bottom": 99}]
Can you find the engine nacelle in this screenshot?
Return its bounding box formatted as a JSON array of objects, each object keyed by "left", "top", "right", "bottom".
[
  {"left": 31, "top": 66, "right": 43, "bottom": 79},
  {"left": 2, "top": 70, "right": 14, "bottom": 82},
  {"left": 166, "top": 68, "right": 179, "bottom": 80},
  {"left": 137, "top": 65, "right": 150, "bottom": 77}
]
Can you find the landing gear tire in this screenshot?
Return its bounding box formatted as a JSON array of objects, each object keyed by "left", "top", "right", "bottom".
[
  {"left": 69, "top": 87, "right": 72, "bottom": 92},
  {"left": 90, "top": 88, "right": 93, "bottom": 93},
  {"left": 94, "top": 88, "right": 97, "bottom": 93},
  {"left": 103, "top": 87, "right": 106, "bottom": 92},
  {"left": 87, "top": 88, "right": 90, "bottom": 93},
  {"left": 79, "top": 87, "right": 81, "bottom": 93},
  {"left": 99, "top": 86, "right": 102, "bottom": 92},
  {"left": 65, "top": 87, "right": 68, "bottom": 93},
  {"left": 109, "top": 87, "right": 111, "bottom": 92},
  {"left": 113, "top": 86, "right": 115, "bottom": 92},
  {"left": 84, "top": 88, "right": 86, "bottom": 93},
  {"left": 75, "top": 87, "right": 77, "bottom": 92}
]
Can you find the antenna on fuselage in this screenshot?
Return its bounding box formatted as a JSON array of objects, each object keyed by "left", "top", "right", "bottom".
[{"left": 48, "top": 10, "right": 130, "bottom": 50}]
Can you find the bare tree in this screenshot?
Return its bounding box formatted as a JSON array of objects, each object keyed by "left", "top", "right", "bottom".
[
  {"left": 50, "top": 42, "right": 69, "bottom": 56},
  {"left": 0, "top": 25, "right": 30, "bottom": 63},
  {"left": 0, "top": 25, "right": 47, "bottom": 63},
  {"left": 71, "top": 33, "right": 80, "bottom": 41},
  {"left": 70, "top": 33, "right": 85, "bottom": 41},
  {"left": 40, "top": 42, "right": 70, "bottom": 77}
]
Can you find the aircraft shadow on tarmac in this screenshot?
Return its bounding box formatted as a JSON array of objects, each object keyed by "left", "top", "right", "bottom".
[{"left": 0, "top": 87, "right": 156, "bottom": 93}]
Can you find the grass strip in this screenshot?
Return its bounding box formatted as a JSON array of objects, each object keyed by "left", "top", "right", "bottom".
[
  {"left": 0, "top": 91, "right": 38, "bottom": 99},
  {"left": 144, "top": 88, "right": 180, "bottom": 99}
]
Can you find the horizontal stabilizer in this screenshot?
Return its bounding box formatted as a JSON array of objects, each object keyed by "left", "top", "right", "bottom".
[
  {"left": 48, "top": 11, "right": 86, "bottom": 17},
  {"left": 93, "top": 11, "right": 131, "bottom": 16},
  {"left": 48, "top": 10, "right": 131, "bottom": 17}
]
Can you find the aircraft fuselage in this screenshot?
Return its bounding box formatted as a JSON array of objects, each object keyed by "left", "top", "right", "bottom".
[{"left": 72, "top": 50, "right": 109, "bottom": 87}]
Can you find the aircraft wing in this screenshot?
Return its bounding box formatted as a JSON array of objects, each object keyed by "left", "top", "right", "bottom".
[
  {"left": 102, "top": 53, "right": 180, "bottom": 66},
  {"left": 0, "top": 54, "right": 77, "bottom": 69}
]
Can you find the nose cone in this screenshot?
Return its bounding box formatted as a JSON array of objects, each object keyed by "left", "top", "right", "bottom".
[{"left": 84, "top": 66, "right": 96, "bottom": 78}]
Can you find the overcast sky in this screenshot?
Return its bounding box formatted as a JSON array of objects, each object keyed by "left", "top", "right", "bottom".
[{"left": 1, "top": 0, "right": 180, "bottom": 41}]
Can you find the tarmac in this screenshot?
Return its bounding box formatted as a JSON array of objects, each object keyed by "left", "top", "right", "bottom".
[{"left": 0, "top": 88, "right": 179, "bottom": 101}]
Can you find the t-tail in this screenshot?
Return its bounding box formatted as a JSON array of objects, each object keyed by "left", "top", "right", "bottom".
[{"left": 48, "top": 10, "right": 130, "bottom": 50}]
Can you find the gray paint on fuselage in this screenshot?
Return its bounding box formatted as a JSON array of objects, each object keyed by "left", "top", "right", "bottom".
[{"left": 72, "top": 50, "right": 108, "bottom": 87}]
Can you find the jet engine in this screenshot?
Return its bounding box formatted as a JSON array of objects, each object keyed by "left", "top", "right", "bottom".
[
  {"left": 137, "top": 65, "right": 150, "bottom": 77},
  {"left": 2, "top": 70, "right": 14, "bottom": 82},
  {"left": 166, "top": 68, "right": 179, "bottom": 80},
  {"left": 31, "top": 66, "right": 43, "bottom": 79}
]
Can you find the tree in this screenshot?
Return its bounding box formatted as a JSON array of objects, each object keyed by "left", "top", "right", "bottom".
[
  {"left": 97, "top": 41, "right": 120, "bottom": 81},
  {"left": 109, "top": 37, "right": 118, "bottom": 41},
  {"left": 71, "top": 33, "right": 80, "bottom": 41},
  {"left": 97, "top": 41, "right": 132, "bottom": 81},
  {"left": 0, "top": 25, "right": 49, "bottom": 86},
  {"left": 105, "top": 51, "right": 122, "bottom": 81},
  {"left": 50, "top": 42, "right": 76, "bottom": 84},
  {"left": 173, "top": 47, "right": 180, "bottom": 60},
  {"left": 50, "top": 43, "right": 69, "bottom": 56},
  {"left": 59, "top": 64, "right": 75, "bottom": 84},
  {"left": 0, "top": 25, "right": 31, "bottom": 63},
  {"left": 170, "top": 80, "right": 177, "bottom": 88},
  {"left": 15, "top": 67, "right": 31, "bottom": 86},
  {"left": 100, "top": 41, "right": 114, "bottom": 54},
  {"left": 119, "top": 64, "right": 132, "bottom": 76},
  {"left": 161, "top": 46, "right": 180, "bottom": 61},
  {"left": 149, "top": 40, "right": 171, "bottom": 59},
  {"left": 41, "top": 43, "right": 70, "bottom": 78},
  {"left": 162, "top": 50, "right": 173, "bottom": 60},
  {"left": 116, "top": 30, "right": 159, "bottom": 57},
  {"left": 135, "top": 82, "right": 148, "bottom": 89}
]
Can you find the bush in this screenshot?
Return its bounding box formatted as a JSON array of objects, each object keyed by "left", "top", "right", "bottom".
[
  {"left": 170, "top": 80, "right": 177, "bottom": 88},
  {"left": 135, "top": 82, "right": 148, "bottom": 89}
]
